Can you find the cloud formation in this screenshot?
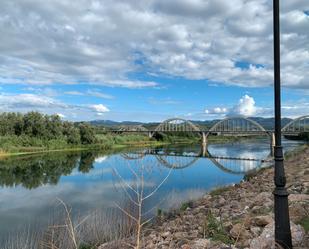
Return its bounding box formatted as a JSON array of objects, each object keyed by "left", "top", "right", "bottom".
[
  {"left": 0, "top": 92, "right": 112, "bottom": 120},
  {"left": 205, "top": 95, "right": 259, "bottom": 117},
  {"left": 230, "top": 95, "right": 257, "bottom": 116},
  {"left": 89, "top": 104, "right": 110, "bottom": 115},
  {"left": 0, "top": 0, "right": 308, "bottom": 89}
]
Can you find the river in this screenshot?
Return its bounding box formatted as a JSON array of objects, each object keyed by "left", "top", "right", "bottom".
[{"left": 0, "top": 138, "right": 304, "bottom": 245}]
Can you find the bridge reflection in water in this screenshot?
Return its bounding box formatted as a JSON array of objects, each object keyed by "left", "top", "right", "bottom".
[{"left": 121, "top": 146, "right": 272, "bottom": 175}]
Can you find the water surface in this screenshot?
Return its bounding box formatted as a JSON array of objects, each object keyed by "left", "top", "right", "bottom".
[{"left": 0, "top": 138, "right": 303, "bottom": 242}]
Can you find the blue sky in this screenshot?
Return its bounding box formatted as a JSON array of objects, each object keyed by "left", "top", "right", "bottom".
[{"left": 0, "top": 0, "right": 308, "bottom": 122}]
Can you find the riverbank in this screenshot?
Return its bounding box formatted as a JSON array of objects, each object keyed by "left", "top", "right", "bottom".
[
  {"left": 100, "top": 145, "right": 309, "bottom": 249},
  {"left": 0, "top": 135, "right": 266, "bottom": 159},
  {"left": 0, "top": 139, "right": 171, "bottom": 158}
]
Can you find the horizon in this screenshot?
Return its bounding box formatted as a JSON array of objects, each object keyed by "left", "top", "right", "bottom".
[{"left": 0, "top": 1, "right": 308, "bottom": 122}]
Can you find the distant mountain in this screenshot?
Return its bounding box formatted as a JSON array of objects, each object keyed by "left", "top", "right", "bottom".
[
  {"left": 90, "top": 120, "right": 143, "bottom": 126},
  {"left": 249, "top": 117, "right": 292, "bottom": 130},
  {"left": 88, "top": 117, "right": 293, "bottom": 130}
]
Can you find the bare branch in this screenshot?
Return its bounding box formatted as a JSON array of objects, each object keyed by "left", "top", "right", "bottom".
[
  {"left": 142, "top": 167, "right": 174, "bottom": 201},
  {"left": 114, "top": 202, "right": 138, "bottom": 223}
]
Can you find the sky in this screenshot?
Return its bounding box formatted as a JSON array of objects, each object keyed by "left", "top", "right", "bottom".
[{"left": 0, "top": 0, "right": 308, "bottom": 122}]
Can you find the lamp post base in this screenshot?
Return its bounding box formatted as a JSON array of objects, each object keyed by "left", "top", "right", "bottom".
[
  {"left": 273, "top": 145, "right": 292, "bottom": 249},
  {"left": 274, "top": 187, "right": 292, "bottom": 248}
]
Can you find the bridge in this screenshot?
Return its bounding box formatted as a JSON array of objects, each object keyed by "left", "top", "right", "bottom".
[
  {"left": 120, "top": 149, "right": 272, "bottom": 175},
  {"left": 109, "top": 115, "right": 309, "bottom": 156}
]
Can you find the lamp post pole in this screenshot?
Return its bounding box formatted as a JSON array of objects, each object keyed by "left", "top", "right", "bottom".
[{"left": 273, "top": 0, "right": 292, "bottom": 248}]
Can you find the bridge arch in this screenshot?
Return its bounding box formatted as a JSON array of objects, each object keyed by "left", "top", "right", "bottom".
[
  {"left": 282, "top": 115, "right": 309, "bottom": 133},
  {"left": 120, "top": 152, "right": 146, "bottom": 160},
  {"left": 206, "top": 150, "right": 262, "bottom": 175},
  {"left": 206, "top": 116, "right": 269, "bottom": 138},
  {"left": 155, "top": 118, "right": 201, "bottom": 133},
  {"left": 117, "top": 125, "right": 148, "bottom": 132},
  {"left": 155, "top": 155, "right": 199, "bottom": 169}
]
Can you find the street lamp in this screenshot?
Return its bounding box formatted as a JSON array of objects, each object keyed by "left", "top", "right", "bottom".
[{"left": 273, "top": 0, "right": 293, "bottom": 248}]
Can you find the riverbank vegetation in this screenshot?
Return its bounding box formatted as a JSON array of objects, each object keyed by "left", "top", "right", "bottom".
[{"left": 0, "top": 112, "right": 154, "bottom": 155}]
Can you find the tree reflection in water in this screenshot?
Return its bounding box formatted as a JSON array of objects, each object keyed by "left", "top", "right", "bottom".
[{"left": 0, "top": 151, "right": 98, "bottom": 189}]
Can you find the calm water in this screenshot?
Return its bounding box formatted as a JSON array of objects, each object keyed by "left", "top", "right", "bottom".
[{"left": 0, "top": 138, "right": 303, "bottom": 242}]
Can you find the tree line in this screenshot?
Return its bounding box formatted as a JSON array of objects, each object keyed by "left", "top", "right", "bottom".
[{"left": 0, "top": 111, "right": 97, "bottom": 146}]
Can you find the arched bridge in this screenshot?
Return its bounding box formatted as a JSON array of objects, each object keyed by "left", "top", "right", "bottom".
[
  {"left": 282, "top": 115, "right": 309, "bottom": 135},
  {"left": 111, "top": 115, "right": 309, "bottom": 136},
  {"left": 155, "top": 118, "right": 201, "bottom": 133},
  {"left": 110, "top": 115, "right": 308, "bottom": 154},
  {"left": 120, "top": 149, "right": 269, "bottom": 175}
]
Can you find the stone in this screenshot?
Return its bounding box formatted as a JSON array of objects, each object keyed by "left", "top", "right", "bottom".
[
  {"left": 223, "top": 221, "right": 233, "bottom": 232},
  {"left": 181, "top": 244, "right": 191, "bottom": 249},
  {"left": 250, "top": 226, "right": 261, "bottom": 237},
  {"left": 162, "top": 231, "right": 171, "bottom": 239},
  {"left": 192, "top": 239, "right": 211, "bottom": 248},
  {"left": 252, "top": 215, "right": 273, "bottom": 227},
  {"left": 289, "top": 194, "right": 309, "bottom": 202},
  {"left": 249, "top": 221, "right": 306, "bottom": 249},
  {"left": 230, "top": 223, "right": 251, "bottom": 240}
]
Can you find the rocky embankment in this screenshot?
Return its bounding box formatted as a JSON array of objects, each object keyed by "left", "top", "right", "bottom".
[{"left": 100, "top": 146, "right": 309, "bottom": 249}]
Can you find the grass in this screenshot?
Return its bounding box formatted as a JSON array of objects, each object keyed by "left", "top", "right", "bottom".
[
  {"left": 79, "top": 244, "right": 95, "bottom": 249},
  {"left": 299, "top": 216, "right": 309, "bottom": 232},
  {"left": 180, "top": 201, "right": 194, "bottom": 211},
  {"left": 202, "top": 212, "right": 233, "bottom": 245},
  {"left": 209, "top": 185, "right": 231, "bottom": 197},
  {"left": 0, "top": 135, "right": 169, "bottom": 158},
  {"left": 284, "top": 144, "right": 308, "bottom": 160}
]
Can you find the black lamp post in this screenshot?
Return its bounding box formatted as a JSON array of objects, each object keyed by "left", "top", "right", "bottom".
[{"left": 273, "top": 0, "right": 293, "bottom": 248}]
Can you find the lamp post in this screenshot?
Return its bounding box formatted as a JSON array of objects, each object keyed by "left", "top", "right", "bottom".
[{"left": 273, "top": 0, "right": 293, "bottom": 248}]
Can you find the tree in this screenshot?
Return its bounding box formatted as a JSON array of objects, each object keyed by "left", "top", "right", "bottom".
[
  {"left": 45, "top": 114, "right": 63, "bottom": 139},
  {"left": 113, "top": 158, "right": 174, "bottom": 249},
  {"left": 23, "top": 111, "right": 47, "bottom": 138},
  {"left": 63, "top": 121, "right": 81, "bottom": 144},
  {"left": 79, "top": 123, "right": 97, "bottom": 145}
]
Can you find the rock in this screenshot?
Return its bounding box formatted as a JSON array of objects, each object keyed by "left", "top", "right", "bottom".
[
  {"left": 289, "top": 194, "right": 309, "bottom": 202},
  {"left": 252, "top": 215, "right": 273, "bottom": 227},
  {"left": 289, "top": 202, "right": 307, "bottom": 222},
  {"left": 249, "top": 221, "right": 306, "bottom": 249},
  {"left": 250, "top": 226, "right": 261, "bottom": 237},
  {"left": 174, "top": 231, "right": 188, "bottom": 239},
  {"left": 181, "top": 244, "right": 191, "bottom": 249},
  {"left": 223, "top": 221, "right": 233, "bottom": 232},
  {"left": 230, "top": 223, "right": 251, "bottom": 240},
  {"left": 291, "top": 222, "right": 306, "bottom": 245},
  {"left": 192, "top": 239, "right": 211, "bottom": 248},
  {"left": 254, "top": 192, "right": 272, "bottom": 205}
]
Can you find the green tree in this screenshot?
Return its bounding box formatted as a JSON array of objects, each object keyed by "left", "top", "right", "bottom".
[
  {"left": 79, "top": 123, "right": 97, "bottom": 145},
  {"left": 23, "top": 112, "right": 47, "bottom": 138},
  {"left": 45, "top": 114, "right": 63, "bottom": 139},
  {"left": 63, "top": 121, "right": 81, "bottom": 144}
]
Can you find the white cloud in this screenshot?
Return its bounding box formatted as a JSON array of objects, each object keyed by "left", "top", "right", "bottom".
[
  {"left": 205, "top": 107, "right": 228, "bottom": 115},
  {"left": 0, "top": 93, "right": 66, "bottom": 110},
  {"left": 0, "top": 92, "right": 114, "bottom": 120},
  {"left": 65, "top": 89, "right": 114, "bottom": 99},
  {"left": 56, "top": 113, "right": 65, "bottom": 118},
  {"left": 0, "top": 0, "right": 308, "bottom": 89},
  {"left": 205, "top": 95, "right": 260, "bottom": 117},
  {"left": 86, "top": 90, "right": 114, "bottom": 99},
  {"left": 230, "top": 95, "right": 257, "bottom": 116},
  {"left": 90, "top": 104, "right": 110, "bottom": 115},
  {"left": 65, "top": 91, "right": 84, "bottom": 96},
  {"left": 95, "top": 156, "right": 108, "bottom": 163}
]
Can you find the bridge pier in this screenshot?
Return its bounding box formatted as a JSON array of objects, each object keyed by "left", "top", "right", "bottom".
[
  {"left": 270, "top": 132, "right": 275, "bottom": 156},
  {"left": 148, "top": 131, "right": 153, "bottom": 138},
  {"left": 201, "top": 132, "right": 208, "bottom": 157},
  {"left": 202, "top": 132, "right": 207, "bottom": 147}
]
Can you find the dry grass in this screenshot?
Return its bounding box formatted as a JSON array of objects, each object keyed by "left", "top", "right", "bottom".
[{"left": 2, "top": 201, "right": 134, "bottom": 249}]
